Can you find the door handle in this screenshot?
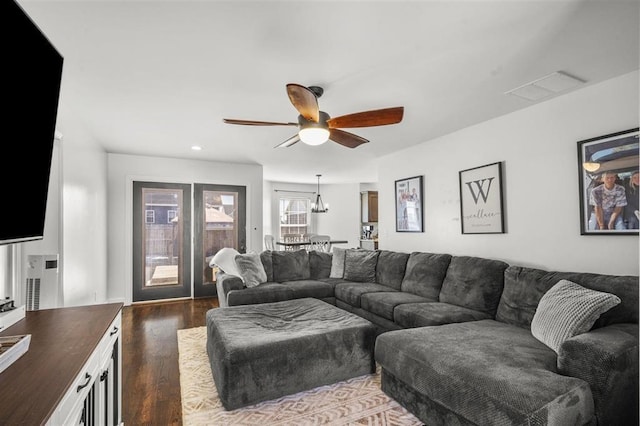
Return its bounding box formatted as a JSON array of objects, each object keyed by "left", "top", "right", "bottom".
[{"left": 77, "top": 373, "right": 92, "bottom": 392}]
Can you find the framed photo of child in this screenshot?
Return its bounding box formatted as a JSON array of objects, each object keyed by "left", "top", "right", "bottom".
[{"left": 577, "top": 128, "right": 639, "bottom": 235}]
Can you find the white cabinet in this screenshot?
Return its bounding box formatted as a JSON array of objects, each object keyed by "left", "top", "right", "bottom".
[
  {"left": 48, "top": 310, "right": 122, "bottom": 426},
  {"left": 360, "top": 239, "right": 378, "bottom": 250},
  {"left": 0, "top": 303, "right": 123, "bottom": 425}
]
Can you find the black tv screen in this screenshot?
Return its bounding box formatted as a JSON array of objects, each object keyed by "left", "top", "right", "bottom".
[{"left": 2, "top": 0, "right": 63, "bottom": 245}]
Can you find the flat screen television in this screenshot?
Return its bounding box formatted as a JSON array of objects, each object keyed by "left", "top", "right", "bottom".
[{"left": 2, "top": 0, "right": 63, "bottom": 245}]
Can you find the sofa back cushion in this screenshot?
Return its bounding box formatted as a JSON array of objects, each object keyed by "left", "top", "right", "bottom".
[
  {"left": 375, "top": 250, "right": 410, "bottom": 290},
  {"left": 401, "top": 252, "right": 452, "bottom": 299},
  {"left": 439, "top": 256, "right": 508, "bottom": 316},
  {"left": 309, "top": 250, "right": 332, "bottom": 279},
  {"left": 260, "top": 250, "right": 273, "bottom": 282},
  {"left": 343, "top": 249, "right": 379, "bottom": 282},
  {"left": 271, "top": 249, "right": 310, "bottom": 282},
  {"left": 496, "top": 266, "right": 639, "bottom": 329}
]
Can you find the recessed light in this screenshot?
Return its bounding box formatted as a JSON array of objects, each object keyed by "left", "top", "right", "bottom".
[{"left": 191, "top": 145, "right": 202, "bottom": 151}]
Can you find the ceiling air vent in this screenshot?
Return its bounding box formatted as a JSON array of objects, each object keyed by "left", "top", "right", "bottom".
[{"left": 505, "top": 71, "right": 585, "bottom": 101}]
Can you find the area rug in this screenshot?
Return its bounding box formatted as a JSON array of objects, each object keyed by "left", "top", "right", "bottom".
[{"left": 177, "top": 326, "right": 423, "bottom": 426}]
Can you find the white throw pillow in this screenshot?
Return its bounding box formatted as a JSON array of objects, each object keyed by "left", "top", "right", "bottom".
[
  {"left": 234, "top": 253, "right": 267, "bottom": 288},
  {"left": 330, "top": 247, "right": 347, "bottom": 278},
  {"left": 531, "top": 279, "right": 621, "bottom": 353},
  {"left": 210, "top": 247, "right": 242, "bottom": 279}
]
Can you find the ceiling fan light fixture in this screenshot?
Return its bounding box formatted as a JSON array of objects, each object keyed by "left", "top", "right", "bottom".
[{"left": 299, "top": 127, "right": 330, "bottom": 145}]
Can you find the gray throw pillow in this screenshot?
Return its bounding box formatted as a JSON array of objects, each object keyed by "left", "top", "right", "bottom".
[
  {"left": 330, "top": 247, "right": 347, "bottom": 278},
  {"left": 343, "top": 249, "right": 379, "bottom": 282},
  {"left": 234, "top": 253, "right": 267, "bottom": 288},
  {"left": 531, "top": 279, "right": 621, "bottom": 353}
]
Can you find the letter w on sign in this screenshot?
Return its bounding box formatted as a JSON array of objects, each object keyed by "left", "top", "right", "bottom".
[{"left": 465, "top": 177, "right": 494, "bottom": 205}]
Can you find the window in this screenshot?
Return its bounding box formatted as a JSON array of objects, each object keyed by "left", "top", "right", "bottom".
[
  {"left": 145, "top": 210, "right": 155, "bottom": 224},
  {"left": 279, "top": 198, "right": 310, "bottom": 238},
  {"left": 167, "top": 210, "right": 178, "bottom": 223}
]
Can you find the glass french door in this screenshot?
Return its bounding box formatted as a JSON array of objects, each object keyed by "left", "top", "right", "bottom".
[
  {"left": 132, "top": 182, "right": 191, "bottom": 302},
  {"left": 193, "top": 183, "right": 246, "bottom": 298}
]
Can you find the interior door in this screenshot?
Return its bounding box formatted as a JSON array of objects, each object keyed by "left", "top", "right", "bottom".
[
  {"left": 193, "top": 183, "right": 246, "bottom": 298},
  {"left": 132, "top": 181, "right": 192, "bottom": 302}
]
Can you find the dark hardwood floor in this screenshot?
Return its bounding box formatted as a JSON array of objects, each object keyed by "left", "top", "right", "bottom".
[{"left": 122, "top": 297, "right": 219, "bottom": 426}]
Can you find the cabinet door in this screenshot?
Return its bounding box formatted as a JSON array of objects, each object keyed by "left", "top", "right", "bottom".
[{"left": 368, "top": 192, "right": 378, "bottom": 222}]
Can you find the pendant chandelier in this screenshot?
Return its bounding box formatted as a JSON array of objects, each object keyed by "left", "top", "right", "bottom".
[{"left": 311, "top": 174, "right": 329, "bottom": 213}]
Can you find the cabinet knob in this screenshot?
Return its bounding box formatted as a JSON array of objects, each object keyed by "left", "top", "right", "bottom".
[{"left": 110, "top": 326, "right": 119, "bottom": 336}]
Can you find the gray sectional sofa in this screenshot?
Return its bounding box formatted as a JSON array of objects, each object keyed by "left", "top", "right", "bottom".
[{"left": 214, "top": 247, "right": 639, "bottom": 425}]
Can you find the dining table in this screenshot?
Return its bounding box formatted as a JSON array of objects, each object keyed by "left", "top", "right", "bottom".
[{"left": 275, "top": 239, "right": 349, "bottom": 249}]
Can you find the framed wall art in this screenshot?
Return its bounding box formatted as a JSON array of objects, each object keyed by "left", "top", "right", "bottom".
[
  {"left": 395, "top": 175, "right": 424, "bottom": 232},
  {"left": 459, "top": 161, "right": 505, "bottom": 234},
  {"left": 577, "top": 127, "right": 639, "bottom": 235}
]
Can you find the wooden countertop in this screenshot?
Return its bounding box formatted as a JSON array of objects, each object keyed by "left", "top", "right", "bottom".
[{"left": 0, "top": 302, "right": 123, "bottom": 425}]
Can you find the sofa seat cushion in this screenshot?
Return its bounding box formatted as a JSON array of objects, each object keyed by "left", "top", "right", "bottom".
[
  {"left": 393, "top": 302, "right": 492, "bottom": 328},
  {"left": 375, "top": 320, "right": 594, "bottom": 425},
  {"left": 280, "top": 279, "right": 335, "bottom": 299},
  {"left": 334, "top": 282, "right": 398, "bottom": 308},
  {"left": 319, "top": 277, "right": 350, "bottom": 286},
  {"left": 360, "top": 291, "right": 432, "bottom": 321},
  {"left": 226, "top": 282, "right": 294, "bottom": 306}
]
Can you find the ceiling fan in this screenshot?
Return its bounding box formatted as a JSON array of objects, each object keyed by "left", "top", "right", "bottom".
[{"left": 223, "top": 83, "right": 404, "bottom": 149}]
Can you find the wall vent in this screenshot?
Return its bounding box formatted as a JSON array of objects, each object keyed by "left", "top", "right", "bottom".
[
  {"left": 26, "top": 278, "right": 40, "bottom": 311},
  {"left": 26, "top": 254, "right": 59, "bottom": 310}
]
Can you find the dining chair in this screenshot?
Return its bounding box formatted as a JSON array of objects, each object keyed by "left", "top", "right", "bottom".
[
  {"left": 264, "top": 234, "right": 275, "bottom": 251},
  {"left": 309, "top": 234, "right": 331, "bottom": 252},
  {"left": 302, "top": 233, "right": 316, "bottom": 250}
]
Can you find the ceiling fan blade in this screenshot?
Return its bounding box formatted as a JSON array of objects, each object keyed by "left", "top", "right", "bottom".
[
  {"left": 329, "top": 129, "right": 369, "bottom": 148},
  {"left": 275, "top": 134, "right": 300, "bottom": 148},
  {"left": 286, "top": 83, "right": 319, "bottom": 122},
  {"left": 327, "top": 106, "right": 404, "bottom": 128},
  {"left": 223, "top": 118, "right": 298, "bottom": 126}
]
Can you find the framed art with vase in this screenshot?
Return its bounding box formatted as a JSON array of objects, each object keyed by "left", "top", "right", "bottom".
[{"left": 395, "top": 176, "right": 424, "bottom": 232}]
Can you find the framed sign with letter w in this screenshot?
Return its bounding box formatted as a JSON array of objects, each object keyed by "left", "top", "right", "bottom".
[{"left": 459, "top": 161, "right": 505, "bottom": 234}]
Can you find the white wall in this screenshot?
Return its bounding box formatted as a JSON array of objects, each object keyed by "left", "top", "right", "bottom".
[
  {"left": 20, "top": 140, "right": 63, "bottom": 307},
  {"left": 315, "top": 183, "right": 361, "bottom": 249},
  {"left": 378, "top": 71, "right": 639, "bottom": 276},
  {"left": 107, "top": 154, "right": 263, "bottom": 304},
  {"left": 58, "top": 127, "right": 109, "bottom": 307}
]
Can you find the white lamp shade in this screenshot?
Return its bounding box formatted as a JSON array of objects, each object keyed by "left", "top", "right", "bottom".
[{"left": 299, "top": 128, "right": 329, "bottom": 145}]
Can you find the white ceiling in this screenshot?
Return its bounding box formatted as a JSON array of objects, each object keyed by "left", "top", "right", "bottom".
[{"left": 18, "top": 0, "right": 640, "bottom": 184}]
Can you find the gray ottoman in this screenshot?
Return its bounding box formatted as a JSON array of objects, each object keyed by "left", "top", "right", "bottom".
[{"left": 206, "top": 297, "right": 376, "bottom": 410}]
